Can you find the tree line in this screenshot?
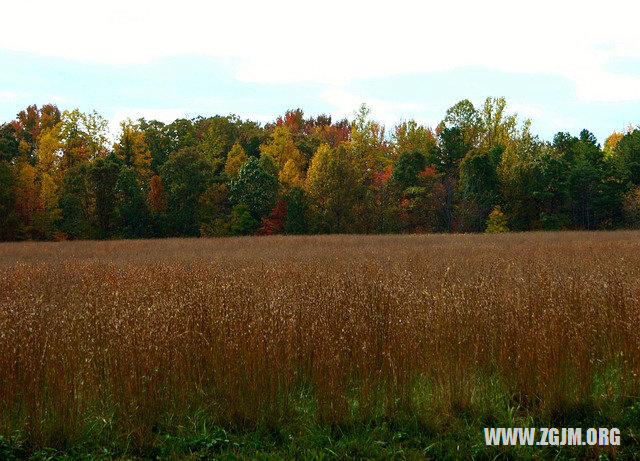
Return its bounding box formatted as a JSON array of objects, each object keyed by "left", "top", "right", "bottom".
[{"left": 2, "top": 97, "right": 640, "bottom": 241}]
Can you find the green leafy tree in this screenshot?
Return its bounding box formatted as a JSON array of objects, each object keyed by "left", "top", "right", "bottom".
[
  {"left": 458, "top": 147, "right": 501, "bottom": 231},
  {"left": 59, "top": 163, "right": 95, "bottom": 239},
  {"left": 258, "top": 153, "right": 279, "bottom": 178},
  {"left": 229, "top": 204, "right": 258, "bottom": 235},
  {"left": 115, "top": 167, "right": 149, "bottom": 238},
  {"left": 0, "top": 162, "right": 18, "bottom": 240},
  {"left": 160, "top": 148, "right": 214, "bottom": 236},
  {"left": 522, "top": 147, "right": 568, "bottom": 230},
  {"left": 561, "top": 130, "right": 605, "bottom": 229},
  {"left": 199, "top": 183, "right": 232, "bottom": 237},
  {"left": 440, "top": 99, "right": 483, "bottom": 147},
  {"left": 0, "top": 124, "right": 20, "bottom": 163},
  {"left": 390, "top": 151, "right": 427, "bottom": 191},
  {"left": 90, "top": 154, "right": 122, "bottom": 238},
  {"left": 623, "top": 187, "right": 640, "bottom": 228},
  {"left": 236, "top": 119, "right": 265, "bottom": 157},
  {"left": 614, "top": 129, "right": 640, "bottom": 185},
  {"left": 284, "top": 187, "right": 308, "bottom": 234},
  {"left": 434, "top": 127, "right": 470, "bottom": 231},
  {"left": 200, "top": 116, "right": 239, "bottom": 174},
  {"left": 229, "top": 157, "right": 279, "bottom": 221},
  {"left": 138, "top": 119, "right": 174, "bottom": 173}
]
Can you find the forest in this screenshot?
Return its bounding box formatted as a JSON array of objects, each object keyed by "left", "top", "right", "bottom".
[{"left": 1, "top": 97, "right": 640, "bottom": 241}]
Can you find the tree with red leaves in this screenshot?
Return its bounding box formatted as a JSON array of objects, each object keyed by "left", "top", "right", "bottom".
[{"left": 259, "top": 200, "right": 287, "bottom": 235}]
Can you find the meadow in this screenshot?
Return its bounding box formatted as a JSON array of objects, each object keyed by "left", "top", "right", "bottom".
[{"left": 1, "top": 232, "right": 640, "bottom": 459}]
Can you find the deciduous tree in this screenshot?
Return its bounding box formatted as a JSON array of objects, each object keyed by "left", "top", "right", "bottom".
[
  {"left": 114, "top": 120, "right": 153, "bottom": 180},
  {"left": 160, "top": 148, "right": 214, "bottom": 236},
  {"left": 224, "top": 142, "right": 248, "bottom": 180},
  {"left": 229, "top": 157, "right": 279, "bottom": 221}
]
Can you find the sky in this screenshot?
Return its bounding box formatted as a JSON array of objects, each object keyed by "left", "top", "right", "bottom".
[{"left": 2, "top": 0, "right": 640, "bottom": 143}]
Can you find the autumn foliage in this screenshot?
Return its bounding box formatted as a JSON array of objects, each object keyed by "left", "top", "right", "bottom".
[{"left": 2, "top": 99, "right": 640, "bottom": 241}]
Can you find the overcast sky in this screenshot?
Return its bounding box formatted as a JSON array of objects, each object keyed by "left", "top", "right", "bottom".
[{"left": 2, "top": 0, "right": 640, "bottom": 142}]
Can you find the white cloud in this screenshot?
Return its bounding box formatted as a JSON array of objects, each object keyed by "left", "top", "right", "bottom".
[{"left": 3, "top": 0, "right": 640, "bottom": 102}]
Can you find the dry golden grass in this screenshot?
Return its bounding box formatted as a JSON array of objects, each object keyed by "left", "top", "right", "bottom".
[{"left": 1, "top": 232, "right": 640, "bottom": 450}]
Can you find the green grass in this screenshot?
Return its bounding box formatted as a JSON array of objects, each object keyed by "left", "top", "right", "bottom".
[{"left": 2, "top": 383, "right": 639, "bottom": 460}]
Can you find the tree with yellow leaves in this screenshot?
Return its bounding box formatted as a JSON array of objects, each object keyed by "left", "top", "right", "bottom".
[
  {"left": 305, "top": 144, "right": 331, "bottom": 198},
  {"left": 260, "top": 126, "right": 306, "bottom": 174},
  {"left": 305, "top": 143, "right": 358, "bottom": 233},
  {"left": 279, "top": 158, "right": 305, "bottom": 191},
  {"left": 36, "top": 124, "right": 63, "bottom": 178},
  {"left": 480, "top": 97, "right": 520, "bottom": 150},
  {"left": 485, "top": 205, "right": 509, "bottom": 233},
  {"left": 38, "top": 172, "right": 61, "bottom": 238},
  {"left": 224, "top": 142, "right": 248, "bottom": 180},
  {"left": 346, "top": 104, "right": 389, "bottom": 184},
  {"left": 12, "top": 161, "right": 44, "bottom": 238},
  {"left": 392, "top": 119, "right": 436, "bottom": 160},
  {"left": 604, "top": 131, "right": 624, "bottom": 158},
  {"left": 114, "top": 119, "right": 153, "bottom": 180},
  {"left": 60, "top": 109, "right": 110, "bottom": 168}
]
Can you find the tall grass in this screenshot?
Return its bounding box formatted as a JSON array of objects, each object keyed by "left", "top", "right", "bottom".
[{"left": 1, "top": 232, "right": 639, "bottom": 451}]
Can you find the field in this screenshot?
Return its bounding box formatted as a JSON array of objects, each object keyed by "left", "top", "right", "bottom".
[{"left": 1, "top": 232, "right": 640, "bottom": 459}]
